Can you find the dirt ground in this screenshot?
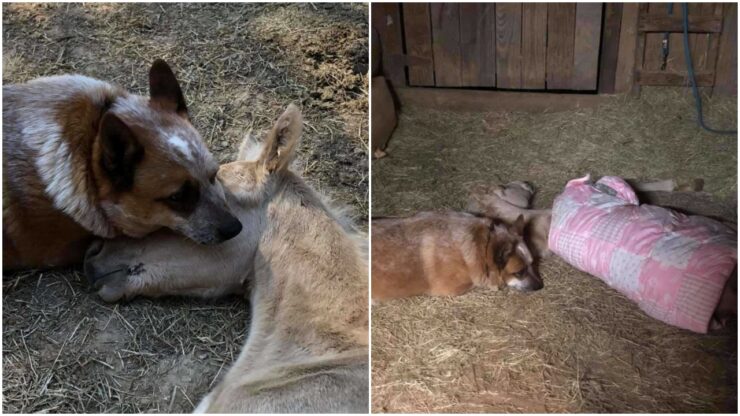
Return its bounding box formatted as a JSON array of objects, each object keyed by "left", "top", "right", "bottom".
[
  {"left": 372, "top": 88, "right": 737, "bottom": 413},
  {"left": 2, "top": 3, "right": 367, "bottom": 413}
]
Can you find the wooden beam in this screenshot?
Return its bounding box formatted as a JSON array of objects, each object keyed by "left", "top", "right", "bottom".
[
  {"left": 371, "top": 3, "right": 406, "bottom": 87},
  {"left": 642, "top": 4, "right": 666, "bottom": 74},
  {"left": 572, "top": 3, "right": 603, "bottom": 90},
  {"left": 403, "top": 4, "right": 435, "bottom": 86},
  {"left": 495, "top": 3, "right": 523, "bottom": 89},
  {"left": 521, "top": 3, "right": 547, "bottom": 89},
  {"left": 665, "top": 4, "right": 688, "bottom": 75},
  {"left": 395, "top": 88, "right": 607, "bottom": 113},
  {"left": 703, "top": 3, "right": 724, "bottom": 89},
  {"left": 431, "top": 3, "right": 463, "bottom": 87},
  {"left": 598, "top": 3, "right": 623, "bottom": 94},
  {"left": 614, "top": 2, "right": 638, "bottom": 94},
  {"left": 638, "top": 15, "right": 723, "bottom": 33},
  {"left": 636, "top": 70, "right": 715, "bottom": 86},
  {"left": 460, "top": 3, "right": 496, "bottom": 87},
  {"left": 546, "top": 3, "right": 576, "bottom": 89},
  {"left": 714, "top": 2, "right": 737, "bottom": 95},
  {"left": 630, "top": 4, "right": 650, "bottom": 94}
]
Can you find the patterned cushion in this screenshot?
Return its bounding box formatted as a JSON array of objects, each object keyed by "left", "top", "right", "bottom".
[{"left": 549, "top": 175, "right": 737, "bottom": 333}]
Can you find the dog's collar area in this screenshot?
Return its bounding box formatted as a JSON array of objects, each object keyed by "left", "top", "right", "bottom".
[
  {"left": 483, "top": 217, "right": 496, "bottom": 282},
  {"left": 102, "top": 96, "right": 115, "bottom": 113}
]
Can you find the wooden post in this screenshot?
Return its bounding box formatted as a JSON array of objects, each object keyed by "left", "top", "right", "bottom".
[
  {"left": 614, "top": 3, "right": 639, "bottom": 94},
  {"left": 403, "top": 4, "right": 435, "bottom": 86},
  {"left": 598, "top": 3, "right": 623, "bottom": 94},
  {"left": 371, "top": 3, "right": 406, "bottom": 88},
  {"left": 714, "top": 2, "right": 737, "bottom": 95}
]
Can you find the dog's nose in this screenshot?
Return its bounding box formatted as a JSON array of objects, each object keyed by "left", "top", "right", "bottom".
[
  {"left": 509, "top": 272, "right": 544, "bottom": 292},
  {"left": 528, "top": 277, "right": 544, "bottom": 291},
  {"left": 217, "top": 217, "right": 243, "bottom": 241}
]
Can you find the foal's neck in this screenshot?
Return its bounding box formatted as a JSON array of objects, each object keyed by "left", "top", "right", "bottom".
[{"left": 250, "top": 182, "right": 367, "bottom": 352}]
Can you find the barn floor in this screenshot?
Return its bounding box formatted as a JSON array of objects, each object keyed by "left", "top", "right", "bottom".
[
  {"left": 371, "top": 88, "right": 737, "bottom": 413},
  {"left": 2, "top": 3, "right": 367, "bottom": 413}
]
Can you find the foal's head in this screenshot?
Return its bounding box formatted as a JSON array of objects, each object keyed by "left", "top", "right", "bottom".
[{"left": 217, "top": 104, "right": 304, "bottom": 207}]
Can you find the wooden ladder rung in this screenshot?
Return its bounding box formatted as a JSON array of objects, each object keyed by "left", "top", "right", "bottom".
[
  {"left": 636, "top": 70, "right": 715, "bottom": 86},
  {"left": 638, "top": 15, "right": 723, "bottom": 33}
]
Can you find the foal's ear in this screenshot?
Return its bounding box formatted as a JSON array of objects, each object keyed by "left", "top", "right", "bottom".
[
  {"left": 237, "top": 131, "right": 263, "bottom": 162},
  {"left": 259, "top": 104, "right": 303, "bottom": 173}
]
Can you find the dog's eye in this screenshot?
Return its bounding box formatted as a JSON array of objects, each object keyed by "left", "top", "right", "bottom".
[
  {"left": 515, "top": 270, "right": 525, "bottom": 277},
  {"left": 168, "top": 188, "right": 185, "bottom": 202},
  {"left": 159, "top": 181, "right": 199, "bottom": 214}
]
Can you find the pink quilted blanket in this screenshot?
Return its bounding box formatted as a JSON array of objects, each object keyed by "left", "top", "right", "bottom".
[{"left": 549, "top": 175, "right": 737, "bottom": 333}]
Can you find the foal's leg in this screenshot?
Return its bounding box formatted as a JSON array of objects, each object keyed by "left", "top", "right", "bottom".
[
  {"left": 84, "top": 230, "right": 253, "bottom": 302},
  {"left": 469, "top": 187, "right": 552, "bottom": 258}
]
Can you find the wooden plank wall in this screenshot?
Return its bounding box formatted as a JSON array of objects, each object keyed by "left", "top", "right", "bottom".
[
  {"left": 545, "top": 4, "right": 576, "bottom": 89},
  {"left": 714, "top": 2, "right": 737, "bottom": 95},
  {"left": 379, "top": 2, "right": 603, "bottom": 91},
  {"left": 403, "top": 4, "right": 435, "bottom": 86},
  {"left": 371, "top": 3, "right": 405, "bottom": 87},
  {"left": 573, "top": 4, "right": 603, "bottom": 90},
  {"left": 372, "top": 3, "right": 737, "bottom": 94},
  {"left": 460, "top": 3, "right": 496, "bottom": 87},
  {"left": 598, "top": 3, "right": 623, "bottom": 93},
  {"left": 495, "top": 3, "right": 523, "bottom": 88},
  {"left": 521, "top": 4, "right": 547, "bottom": 89},
  {"left": 613, "top": 2, "right": 736, "bottom": 94},
  {"left": 637, "top": 3, "right": 722, "bottom": 86},
  {"left": 431, "top": 3, "right": 463, "bottom": 86}
]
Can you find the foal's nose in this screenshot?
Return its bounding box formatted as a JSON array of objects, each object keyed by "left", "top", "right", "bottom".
[
  {"left": 217, "top": 217, "right": 243, "bottom": 241},
  {"left": 83, "top": 240, "right": 105, "bottom": 285}
]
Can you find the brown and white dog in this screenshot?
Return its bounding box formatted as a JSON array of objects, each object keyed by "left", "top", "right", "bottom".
[
  {"left": 371, "top": 211, "right": 542, "bottom": 302},
  {"left": 467, "top": 181, "right": 551, "bottom": 258},
  {"left": 3, "top": 60, "right": 242, "bottom": 270},
  {"left": 84, "top": 105, "right": 368, "bottom": 412}
]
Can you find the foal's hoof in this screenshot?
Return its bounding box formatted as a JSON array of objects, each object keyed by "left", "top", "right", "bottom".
[
  {"left": 86, "top": 265, "right": 129, "bottom": 303},
  {"left": 84, "top": 240, "right": 132, "bottom": 302},
  {"left": 94, "top": 270, "right": 130, "bottom": 303}
]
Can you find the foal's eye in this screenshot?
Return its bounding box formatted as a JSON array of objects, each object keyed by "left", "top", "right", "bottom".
[{"left": 209, "top": 172, "right": 217, "bottom": 184}]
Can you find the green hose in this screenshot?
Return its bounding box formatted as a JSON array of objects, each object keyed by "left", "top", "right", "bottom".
[{"left": 681, "top": 3, "right": 736, "bottom": 135}]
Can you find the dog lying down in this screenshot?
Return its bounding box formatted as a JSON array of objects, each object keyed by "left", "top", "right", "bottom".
[
  {"left": 371, "top": 211, "right": 543, "bottom": 302},
  {"left": 472, "top": 177, "right": 737, "bottom": 334},
  {"left": 85, "top": 105, "right": 368, "bottom": 412}
]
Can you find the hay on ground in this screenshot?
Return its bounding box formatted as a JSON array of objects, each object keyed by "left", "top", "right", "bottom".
[
  {"left": 3, "top": 3, "right": 367, "bottom": 413},
  {"left": 372, "top": 87, "right": 737, "bottom": 413}
]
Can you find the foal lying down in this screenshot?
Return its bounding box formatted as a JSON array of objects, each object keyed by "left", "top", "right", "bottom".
[
  {"left": 471, "top": 177, "right": 737, "bottom": 333},
  {"left": 85, "top": 105, "right": 369, "bottom": 412}
]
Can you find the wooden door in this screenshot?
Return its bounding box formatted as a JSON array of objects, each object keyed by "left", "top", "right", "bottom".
[
  {"left": 635, "top": 3, "right": 727, "bottom": 87},
  {"left": 375, "top": 3, "right": 604, "bottom": 91}
]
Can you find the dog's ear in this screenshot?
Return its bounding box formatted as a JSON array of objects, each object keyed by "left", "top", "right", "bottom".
[
  {"left": 509, "top": 214, "right": 526, "bottom": 236},
  {"left": 99, "top": 113, "right": 144, "bottom": 191},
  {"left": 492, "top": 239, "right": 515, "bottom": 271},
  {"left": 259, "top": 104, "right": 303, "bottom": 173},
  {"left": 149, "top": 59, "right": 188, "bottom": 117}
]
